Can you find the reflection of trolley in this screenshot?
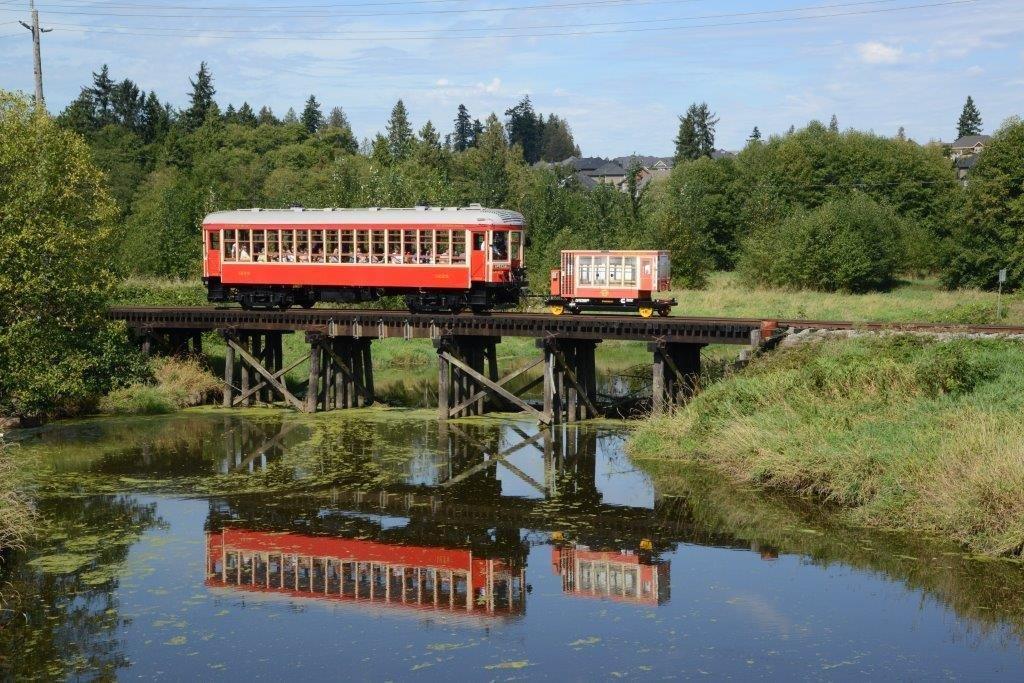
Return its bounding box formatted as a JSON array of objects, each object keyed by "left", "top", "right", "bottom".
[{"left": 547, "top": 249, "right": 675, "bottom": 317}]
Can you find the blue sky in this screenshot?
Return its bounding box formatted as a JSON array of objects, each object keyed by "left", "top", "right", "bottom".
[{"left": 1, "top": 0, "right": 1021, "bottom": 155}]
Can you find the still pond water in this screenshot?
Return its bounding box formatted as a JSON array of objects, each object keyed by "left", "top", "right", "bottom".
[{"left": 3, "top": 410, "right": 1024, "bottom": 679}]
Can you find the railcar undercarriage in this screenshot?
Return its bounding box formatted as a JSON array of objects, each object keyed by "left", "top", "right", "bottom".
[{"left": 204, "top": 277, "right": 524, "bottom": 313}]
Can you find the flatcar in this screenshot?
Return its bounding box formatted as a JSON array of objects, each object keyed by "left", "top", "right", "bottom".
[
  {"left": 547, "top": 249, "right": 675, "bottom": 317},
  {"left": 202, "top": 206, "right": 526, "bottom": 312}
]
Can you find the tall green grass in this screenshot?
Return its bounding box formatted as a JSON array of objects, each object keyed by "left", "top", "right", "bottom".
[
  {"left": 630, "top": 336, "right": 1024, "bottom": 556},
  {"left": 0, "top": 438, "right": 35, "bottom": 552}
]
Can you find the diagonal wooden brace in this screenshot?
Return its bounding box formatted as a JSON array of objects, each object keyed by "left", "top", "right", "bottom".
[
  {"left": 232, "top": 354, "right": 309, "bottom": 407},
  {"left": 448, "top": 356, "right": 544, "bottom": 417},
  {"left": 227, "top": 337, "right": 306, "bottom": 412},
  {"left": 441, "top": 351, "right": 547, "bottom": 422}
]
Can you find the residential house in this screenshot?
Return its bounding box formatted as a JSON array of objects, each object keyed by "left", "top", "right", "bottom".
[
  {"left": 948, "top": 134, "right": 991, "bottom": 186},
  {"left": 949, "top": 134, "right": 990, "bottom": 159}
]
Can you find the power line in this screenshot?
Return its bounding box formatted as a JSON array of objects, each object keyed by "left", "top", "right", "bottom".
[
  {"left": 34, "top": 0, "right": 922, "bottom": 37},
  {"left": 0, "top": 0, "right": 705, "bottom": 19},
  {"left": 16, "top": 0, "right": 982, "bottom": 41}
]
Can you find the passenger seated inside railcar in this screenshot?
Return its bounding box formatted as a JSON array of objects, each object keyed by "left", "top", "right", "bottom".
[
  {"left": 389, "top": 248, "right": 402, "bottom": 264},
  {"left": 328, "top": 247, "right": 340, "bottom": 263},
  {"left": 492, "top": 231, "right": 508, "bottom": 260},
  {"left": 356, "top": 249, "right": 369, "bottom": 263}
]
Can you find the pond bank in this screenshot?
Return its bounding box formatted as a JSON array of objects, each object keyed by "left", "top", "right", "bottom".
[{"left": 630, "top": 335, "right": 1024, "bottom": 557}]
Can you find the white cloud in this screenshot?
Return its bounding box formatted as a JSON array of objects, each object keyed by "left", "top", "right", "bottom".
[
  {"left": 857, "top": 41, "right": 903, "bottom": 64},
  {"left": 965, "top": 65, "right": 985, "bottom": 76},
  {"left": 477, "top": 77, "right": 502, "bottom": 93},
  {"left": 435, "top": 78, "right": 450, "bottom": 87}
]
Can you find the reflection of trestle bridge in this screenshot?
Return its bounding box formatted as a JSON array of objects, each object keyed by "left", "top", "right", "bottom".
[
  {"left": 203, "top": 421, "right": 776, "bottom": 617},
  {"left": 112, "top": 307, "right": 778, "bottom": 421}
]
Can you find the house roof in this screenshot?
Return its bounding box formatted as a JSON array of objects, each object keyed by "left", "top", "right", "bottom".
[
  {"left": 590, "top": 162, "right": 626, "bottom": 177},
  {"left": 573, "top": 172, "right": 599, "bottom": 189},
  {"left": 951, "top": 134, "right": 990, "bottom": 148}
]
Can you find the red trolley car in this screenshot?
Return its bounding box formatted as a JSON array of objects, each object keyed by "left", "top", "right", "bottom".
[
  {"left": 547, "top": 249, "right": 675, "bottom": 317},
  {"left": 202, "top": 206, "right": 526, "bottom": 312}
]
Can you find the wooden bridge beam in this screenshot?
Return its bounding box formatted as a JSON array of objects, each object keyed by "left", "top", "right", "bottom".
[
  {"left": 650, "top": 341, "right": 703, "bottom": 415},
  {"left": 305, "top": 333, "right": 375, "bottom": 412},
  {"left": 539, "top": 338, "right": 601, "bottom": 424}
]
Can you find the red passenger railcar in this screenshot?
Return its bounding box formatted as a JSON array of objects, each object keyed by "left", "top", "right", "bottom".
[
  {"left": 547, "top": 249, "right": 675, "bottom": 317},
  {"left": 202, "top": 206, "right": 526, "bottom": 312}
]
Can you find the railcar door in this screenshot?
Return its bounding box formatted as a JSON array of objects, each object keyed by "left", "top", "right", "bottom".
[
  {"left": 639, "top": 255, "right": 654, "bottom": 292},
  {"left": 470, "top": 230, "right": 486, "bottom": 281}
]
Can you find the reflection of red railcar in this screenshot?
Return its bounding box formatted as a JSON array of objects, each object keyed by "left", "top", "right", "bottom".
[
  {"left": 551, "top": 546, "right": 670, "bottom": 605},
  {"left": 202, "top": 206, "right": 526, "bottom": 312},
  {"left": 205, "top": 529, "right": 525, "bottom": 617},
  {"left": 547, "top": 250, "right": 675, "bottom": 317}
]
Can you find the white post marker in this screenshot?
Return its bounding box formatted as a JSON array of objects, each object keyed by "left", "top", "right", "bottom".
[{"left": 998, "top": 268, "right": 1007, "bottom": 320}]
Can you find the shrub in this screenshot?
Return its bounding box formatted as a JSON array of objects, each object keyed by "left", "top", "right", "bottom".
[
  {"left": 738, "top": 193, "right": 905, "bottom": 293},
  {"left": 99, "top": 356, "right": 220, "bottom": 415}
]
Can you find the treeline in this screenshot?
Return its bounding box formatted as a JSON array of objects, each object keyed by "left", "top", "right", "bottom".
[{"left": 51, "top": 63, "right": 1023, "bottom": 296}]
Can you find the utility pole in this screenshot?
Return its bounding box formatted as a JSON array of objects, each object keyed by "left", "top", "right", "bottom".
[{"left": 19, "top": 1, "right": 52, "bottom": 113}]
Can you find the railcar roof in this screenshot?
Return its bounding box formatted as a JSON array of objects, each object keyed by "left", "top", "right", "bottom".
[{"left": 204, "top": 206, "right": 525, "bottom": 226}]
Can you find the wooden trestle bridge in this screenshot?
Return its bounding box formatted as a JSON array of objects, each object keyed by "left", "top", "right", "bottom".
[{"left": 110, "top": 306, "right": 781, "bottom": 423}]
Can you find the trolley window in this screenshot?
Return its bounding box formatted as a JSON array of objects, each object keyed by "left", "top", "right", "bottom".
[
  {"left": 435, "top": 230, "right": 451, "bottom": 263},
  {"left": 340, "top": 229, "right": 353, "bottom": 262},
  {"left": 509, "top": 230, "right": 522, "bottom": 262},
  {"left": 326, "top": 229, "right": 339, "bottom": 262},
  {"left": 222, "top": 229, "right": 235, "bottom": 259},
  {"left": 355, "top": 230, "right": 369, "bottom": 262},
  {"left": 623, "top": 256, "right": 637, "bottom": 286},
  {"left": 208, "top": 231, "right": 220, "bottom": 251},
  {"left": 418, "top": 230, "right": 432, "bottom": 264},
  {"left": 578, "top": 256, "right": 592, "bottom": 285},
  {"left": 452, "top": 230, "right": 467, "bottom": 263},
  {"left": 387, "top": 229, "right": 402, "bottom": 263},
  {"left": 491, "top": 230, "right": 509, "bottom": 263},
  {"left": 282, "top": 230, "right": 295, "bottom": 261},
  {"left": 609, "top": 256, "right": 624, "bottom": 285},
  {"left": 371, "top": 229, "right": 386, "bottom": 263},
  {"left": 296, "top": 230, "right": 310, "bottom": 262},
  {"left": 593, "top": 256, "right": 607, "bottom": 285},
  {"left": 403, "top": 230, "right": 416, "bottom": 262},
  {"left": 237, "top": 229, "right": 252, "bottom": 261}
]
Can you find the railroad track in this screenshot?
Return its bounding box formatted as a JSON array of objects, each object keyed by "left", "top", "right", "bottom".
[{"left": 109, "top": 306, "right": 1024, "bottom": 337}]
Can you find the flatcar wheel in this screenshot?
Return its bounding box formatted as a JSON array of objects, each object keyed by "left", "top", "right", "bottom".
[
  {"left": 638, "top": 306, "right": 654, "bottom": 318},
  {"left": 657, "top": 307, "right": 670, "bottom": 317},
  {"left": 549, "top": 304, "right": 565, "bottom": 316}
]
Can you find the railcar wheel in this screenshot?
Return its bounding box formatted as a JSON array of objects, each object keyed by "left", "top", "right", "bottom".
[
  {"left": 638, "top": 306, "right": 654, "bottom": 318},
  {"left": 657, "top": 307, "right": 670, "bottom": 317},
  {"left": 549, "top": 304, "right": 565, "bottom": 316}
]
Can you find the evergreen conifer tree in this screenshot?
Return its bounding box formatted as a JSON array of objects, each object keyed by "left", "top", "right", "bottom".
[
  {"left": 236, "top": 102, "right": 257, "bottom": 127},
  {"left": 471, "top": 118, "right": 483, "bottom": 147},
  {"left": 504, "top": 95, "right": 542, "bottom": 163},
  {"left": 89, "top": 65, "right": 116, "bottom": 126},
  {"left": 182, "top": 62, "right": 216, "bottom": 131},
  {"left": 301, "top": 94, "right": 324, "bottom": 134},
  {"left": 674, "top": 112, "right": 698, "bottom": 161},
  {"left": 748, "top": 126, "right": 762, "bottom": 141},
  {"left": 957, "top": 96, "right": 983, "bottom": 138},
  {"left": 386, "top": 99, "right": 414, "bottom": 161},
  {"left": 257, "top": 106, "right": 277, "bottom": 125},
  {"left": 829, "top": 114, "right": 839, "bottom": 132},
  {"left": 140, "top": 91, "right": 170, "bottom": 143},
  {"left": 453, "top": 104, "right": 473, "bottom": 152},
  {"left": 283, "top": 107, "right": 298, "bottom": 124}
]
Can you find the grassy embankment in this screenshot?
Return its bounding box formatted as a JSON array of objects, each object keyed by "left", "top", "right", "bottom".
[
  {"left": 664, "top": 272, "right": 1024, "bottom": 324},
  {"left": 0, "top": 438, "right": 35, "bottom": 553},
  {"left": 631, "top": 336, "right": 1024, "bottom": 557}
]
